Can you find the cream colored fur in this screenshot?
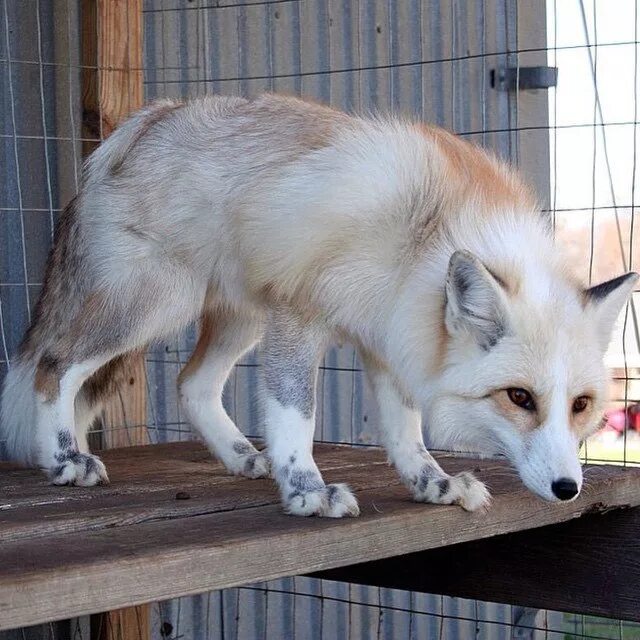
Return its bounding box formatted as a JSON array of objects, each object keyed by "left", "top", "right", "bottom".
[{"left": 1, "top": 93, "right": 636, "bottom": 513}]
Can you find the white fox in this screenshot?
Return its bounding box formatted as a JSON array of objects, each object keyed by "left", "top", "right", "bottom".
[{"left": 1, "top": 93, "right": 636, "bottom": 516}]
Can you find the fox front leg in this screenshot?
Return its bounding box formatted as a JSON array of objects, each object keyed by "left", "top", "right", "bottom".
[
  {"left": 364, "top": 357, "right": 490, "bottom": 512},
  {"left": 262, "top": 309, "right": 359, "bottom": 518}
]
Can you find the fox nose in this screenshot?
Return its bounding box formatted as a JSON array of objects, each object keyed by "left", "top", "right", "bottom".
[{"left": 551, "top": 478, "right": 579, "bottom": 501}]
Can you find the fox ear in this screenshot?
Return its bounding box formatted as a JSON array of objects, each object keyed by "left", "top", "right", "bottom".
[
  {"left": 445, "top": 250, "right": 509, "bottom": 350},
  {"left": 584, "top": 272, "right": 639, "bottom": 350}
]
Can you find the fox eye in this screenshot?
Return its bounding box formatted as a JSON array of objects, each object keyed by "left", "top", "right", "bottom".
[
  {"left": 507, "top": 388, "right": 535, "bottom": 411},
  {"left": 573, "top": 396, "right": 590, "bottom": 413}
]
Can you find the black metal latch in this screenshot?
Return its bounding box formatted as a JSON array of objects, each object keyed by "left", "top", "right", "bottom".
[{"left": 491, "top": 66, "right": 558, "bottom": 91}]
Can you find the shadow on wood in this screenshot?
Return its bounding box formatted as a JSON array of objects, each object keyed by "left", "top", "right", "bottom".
[{"left": 312, "top": 505, "right": 640, "bottom": 623}]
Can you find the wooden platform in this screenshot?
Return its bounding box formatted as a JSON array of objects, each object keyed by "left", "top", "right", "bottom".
[{"left": 1, "top": 442, "right": 640, "bottom": 631}]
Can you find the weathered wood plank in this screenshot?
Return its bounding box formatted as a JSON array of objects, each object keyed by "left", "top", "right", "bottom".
[
  {"left": 0, "top": 442, "right": 392, "bottom": 505},
  {"left": 0, "top": 443, "right": 511, "bottom": 543},
  {"left": 312, "top": 506, "right": 640, "bottom": 623},
  {"left": 0, "top": 442, "right": 639, "bottom": 630},
  {"left": 0, "top": 462, "right": 397, "bottom": 543}
]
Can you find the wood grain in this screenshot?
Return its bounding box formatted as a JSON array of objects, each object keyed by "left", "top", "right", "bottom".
[
  {"left": 0, "top": 442, "right": 639, "bottom": 630},
  {"left": 81, "top": 1, "right": 147, "bottom": 637}
]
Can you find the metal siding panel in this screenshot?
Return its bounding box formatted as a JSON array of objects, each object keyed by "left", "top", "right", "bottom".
[
  {"left": 299, "top": 0, "right": 330, "bottom": 102},
  {"left": 389, "top": 0, "right": 423, "bottom": 118},
  {"left": 327, "top": 0, "right": 359, "bottom": 112},
  {"left": 270, "top": 0, "right": 301, "bottom": 95},
  {"left": 421, "top": 0, "right": 450, "bottom": 126},
  {"left": 358, "top": 0, "right": 391, "bottom": 112},
  {"left": 238, "top": 5, "right": 272, "bottom": 97},
  {"left": 209, "top": 5, "right": 242, "bottom": 96}
]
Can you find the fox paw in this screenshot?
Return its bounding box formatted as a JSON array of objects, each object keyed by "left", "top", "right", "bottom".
[
  {"left": 241, "top": 452, "right": 270, "bottom": 479},
  {"left": 227, "top": 441, "right": 270, "bottom": 479},
  {"left": 413, "top": 471, "right": 490, "bottom": 512},
  {"left": 49, "top": 453, "right": 109, "bottom": 487},
  {"left": 285, "top": 483, "right": 360, "bottom": 518}
]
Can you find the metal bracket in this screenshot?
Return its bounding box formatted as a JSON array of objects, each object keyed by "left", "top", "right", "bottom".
[{"left": 491, "top": 66, "right": 558, "bottom": 91}]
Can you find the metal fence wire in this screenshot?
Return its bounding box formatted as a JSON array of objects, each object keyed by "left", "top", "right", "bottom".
[{"left": 1, "top": 0, "right": 640, "bottom": 638}]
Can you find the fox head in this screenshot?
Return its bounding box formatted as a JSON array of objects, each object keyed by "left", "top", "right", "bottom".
[{"left": 428, "top": 249, "right": 638, "bottom": 502}]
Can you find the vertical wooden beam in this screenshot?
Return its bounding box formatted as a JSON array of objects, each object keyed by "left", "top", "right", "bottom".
[{"left": 81, "top": 1, "right": 150, "bottom": 638}]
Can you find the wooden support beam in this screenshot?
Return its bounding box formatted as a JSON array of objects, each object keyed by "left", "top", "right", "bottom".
[
  {"left": 312, "top": 506, "right": 640, "bottom": 624},
  {"left": 81, "top": 1, "right": 149, "bottom": 638}
]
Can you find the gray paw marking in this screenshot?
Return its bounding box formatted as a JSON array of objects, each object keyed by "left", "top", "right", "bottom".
[
  {"left": 437, "top": 478, "right": 450, "bottom": 497},
  {"left": 50, "top": 452, "right": 109, "bottom": 487},
  {"left": 232, "top": 440, "right": 255, "bottom": 456},
  {"left": 288, "top": 468, "right": 325, "bottom": 495},
  {"left": 57, "top": 430, "right": 76, "bottom": 451},
  {"left": 243, "top": 452, "right": 270, "bottom": 478},
  {"left": 54, "top": 429, "right": 80, "bottom": 465},
  {"left": 412, "top": 467, "right": 490, "bottom": 512},
  {"left": 284, "top": 477, "right": 360, "bottom": 518},
  {"left": 228, "top": 439, "right": 270, "bottom": 479}
]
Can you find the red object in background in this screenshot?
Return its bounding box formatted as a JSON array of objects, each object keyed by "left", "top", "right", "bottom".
[
  {"left": 603, "top": 404, "right": 640, "bottom": 434},
  {"left": 629, "top": 404, "right": 640, "bottom": 430}
]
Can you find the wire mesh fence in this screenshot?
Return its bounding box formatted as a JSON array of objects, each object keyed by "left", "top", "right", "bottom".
[{"left": 1, "top": 0, "right": 640, "bottom": 638}]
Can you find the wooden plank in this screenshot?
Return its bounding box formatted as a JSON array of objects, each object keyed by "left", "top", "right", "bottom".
[
  {"left": 0, "top": 442, "right": 392, "bottom": 504},
  {"left": 0, "top": 442, "right": 639, "bottom": 630},
  {"left": 80, "top": 1, "right": 147, "bottom": 638},
  {"left": 2, "top": 443, "right": 500, "bottom": 543},
  {"left": 312, "top": 506, "right": 640, "bottom": 623}
]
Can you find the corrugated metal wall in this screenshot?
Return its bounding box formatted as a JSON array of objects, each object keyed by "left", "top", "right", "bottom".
[{"left": 0, "top": 0, "right": 566, "bottom": 638}]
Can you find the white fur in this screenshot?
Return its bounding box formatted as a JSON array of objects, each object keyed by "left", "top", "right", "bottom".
[
  {"left": 368, "top": 368, "right": 490, "bottom": 511},
  {"left": 35, "top": 358, "right": 110, "bottom": 486},
  {"left": 178, "top": 316, "right": 268, "bottom": 478},
  {"left": 0, "top": 359, "right": 37, "bottom": 464},
  {"left": 0, "top": 94, "right": 634, "bottom": 511},
  {"left": 264, "top": 397, "right": 359, "bottom": 517}
]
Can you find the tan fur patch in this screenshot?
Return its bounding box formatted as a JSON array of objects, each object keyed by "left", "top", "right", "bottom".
[
  {"left": 431, "top": 304, "right": 450, "bottom": 375},
  {"left": 82, "top": 352, "right": 141, "bottom": 406},
  {"left": 177, "top": 310, "right": 217, "bottom": 386},
  {"left": 243, "top": 93, "right": 349, "bottom": 156},
  {"left": 357, "top": 345, "right": 387, "bottom": 374},
  {"left": 416, "top": 124, "right": 536, "bottom": 212},
  {"left": 34, "top": 356, "right": 60, "bottom": 403}
]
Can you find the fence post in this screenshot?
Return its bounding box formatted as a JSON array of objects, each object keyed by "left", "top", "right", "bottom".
[{"left": 81, "top": 1, "right": 150, "bottom": 639}]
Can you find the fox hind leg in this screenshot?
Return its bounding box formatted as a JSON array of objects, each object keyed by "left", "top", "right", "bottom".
[
  {"left": 33, "top": 277, "right": 196, "bottom": 485},
  {"left": 35, "top": 353, "right": 112, "bottom": 486},
  {"left": 178, "top": 308, "right": 269, "bottom": 479}
]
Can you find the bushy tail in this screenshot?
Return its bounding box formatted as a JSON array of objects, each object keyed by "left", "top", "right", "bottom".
[{"left": 0, "top": 356, "right": 39, "bottom": 464}]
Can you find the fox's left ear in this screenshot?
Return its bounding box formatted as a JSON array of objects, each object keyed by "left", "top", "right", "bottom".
[
  {"left": 445, "top": 250, "right": 509, "bottom": 350},
  {"left": 584, "top": 272, "right": 639, "bottom": 350}
]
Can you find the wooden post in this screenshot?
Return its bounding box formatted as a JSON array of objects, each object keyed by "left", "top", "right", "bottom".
[{"left": 81, "top": 1, "right": 150, "bottom": 638}]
